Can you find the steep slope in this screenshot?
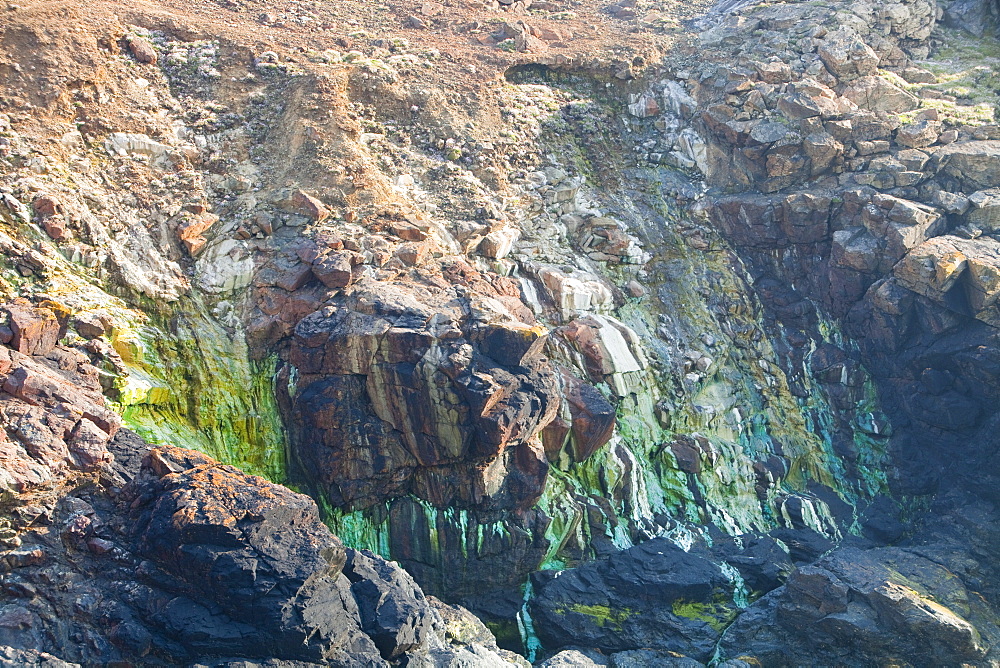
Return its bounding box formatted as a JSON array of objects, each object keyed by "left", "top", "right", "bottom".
[{"left": 1, "top": 0, "right": 1000, "bottom": 665}]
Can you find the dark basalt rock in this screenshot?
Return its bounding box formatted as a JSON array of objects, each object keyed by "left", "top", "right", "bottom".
[
  {"left": 529, "top": 538, "right": 736, "bottom": 661},
  {"left": 288, "top": 280, "right": 567, "bottom": 514},
  {"left": 119, "top": 446, "right": 377, "bottom": 664},
  {"left": 0, "top": 438, "right": 515, "bottom": 666},
  {"left": 343, "top": 549, "right": 436, "bottom": 659}
]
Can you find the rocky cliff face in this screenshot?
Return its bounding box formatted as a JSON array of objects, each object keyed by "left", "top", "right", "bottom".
[
  {"left": 0, "top": 301, "right": 521, "bottom": 665},
  {"left": 2, "top": 0, "right": 1000, "bottom": 664}
]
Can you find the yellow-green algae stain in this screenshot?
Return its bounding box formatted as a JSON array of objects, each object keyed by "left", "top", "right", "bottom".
[
  {"left": 671, "top": 596, "right": 739, "bottom": 633},
  {"left": 112, "top": 296, "right": 288, "bottom": 483},
  {"left": 555, "top": 603, "right": 634, "bottom": 632}
]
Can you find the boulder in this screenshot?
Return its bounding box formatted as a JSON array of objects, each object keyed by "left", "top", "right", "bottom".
[
  {"left": 391, "top": 220, "right": 429, "bottom": 241},
  {"left": 832, "top": 227, "right": 880, "bottom": 272},
  {"left": 860, "top": 194, "right": 945, "bottom": 264},
  {"left": 562, "top": 372, "right": 615, "bottom": 462},
  {"left": 529, "top": 539, "right": 739, "bottom": 661},
  {"left": 479, "top": 227, "right": 520, "bottom": 259},
  {"left": 474, "top": 322, "right": 548, "bottom": 367},
  {"left": 126, "top": 35, "right": 158, "bottom": 64},
  {"left": 778, "top": 192, "right": 832, "bottom": 243},
  {"left": 610, "top": 649, "right": 704, "bottom": 667},
  {"left": 176, "top": 212, "right": 218, "bottom": 255},
  {"left": 540, "top": 649, "right": 609, "bottom": 667},
  {"left": 538, "top": 267, "right": 613, "bottom": 318},
  {"left": 121, "top": 446, "right": 401, "bottom": 663},
  {"left": 720, "top": 547, "right": 993, "bottom": 666},
  {"left": 311, "top": 250, "right": 356, "bottom": 288},
  {"left": 275, "top": 189, "right": 332, "bottom": 222},
  {"left": 2, "top": 302, "right": 60, "bottom": 356},
  {"left": 343, "top": 549, "right": 436, "bottom": 659}
]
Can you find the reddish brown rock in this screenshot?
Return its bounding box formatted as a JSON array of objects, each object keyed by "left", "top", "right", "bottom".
[
  {"left": 542, "top": 411, "right": 571, "bottom": 461},
  {"left": 40, "top": 218, "right": 66, "bottom": 241},
  {"left": 390, "top": 221, "right": 429, "bottom": 241},
  {"left": 126, "top": 35, "right": 158, "bottom": 64},
  {"left": 3, "top": 301, "right": 60, "bottom": 356},
  {"left": 396, "top": 243, "right": 427, "bottom": 266},
  {"left": 68, "top": 418, "right": 114, "bottom": 470},
  {"left": 0, "top": 331, "right": 119, "bottom": 495},
  {"left": 280, "top": 189, "right": 332, "bottom": 222},
  {"left": 276, "top": 263, "right": 315, "bottom": 291},
  {"left": 32, "top": 194, "right": 62, "bottom": 218},
  {"left": 177, "top": 213, "right": 218, "bottom": 255},
  {"left": 32, "top": 195, "right": 67, "bottom": 240},
  {"left": 312, "top": 250, "right": 355, "bottom": 288},
  {"left": 561, "top": 372, "right": 615, "bottom": 462}
]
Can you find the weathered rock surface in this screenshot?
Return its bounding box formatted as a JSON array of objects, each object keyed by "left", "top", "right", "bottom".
[
  {"left": 0, "top": 443, "right": 520, "bottom": 666},
  {"left": 7, "top": 0, "right": 1000, "bottom": 665},
  {"left": 529, "top": 536, "right": 792, "bottom": 661},
  {"left": 0, "top": 302, "right": 119, "bottom": 495},
  {"left": 288, "top": 277, "right": 565, "bottom": 512},
  {"left": 722, "top": 545, "right": 1000, "bottom": 666}
]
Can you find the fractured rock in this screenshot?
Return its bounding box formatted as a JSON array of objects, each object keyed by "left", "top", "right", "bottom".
[
  {"left": 479, "top": 227, "right": 520, "bottom": 259},
  {"left": 817, "top": 30, "right": 879, "bottom": 81},
  {"left": 275, "top": 189, "right": 332, "bottom": 222},
  {"left": 720, "top": 547, "right": 993, "bottom": 666},
  {"left": 2, "top": 301, "right": 59, "bottom": 356},
  {"left": 842, "top": 76, "right": 919, "bottom": 114},
  {"left": 895, "top": 119, "right": 941, "bottom": 148},
  {"left": 932, "top": 140, "right": 1000, "bottom": 191},
  {"left": 530, "top": 538, "right": 737, "bottom": 661},
  {"left": 966, "top": 188, "right": 1000, "bottom": 230}
]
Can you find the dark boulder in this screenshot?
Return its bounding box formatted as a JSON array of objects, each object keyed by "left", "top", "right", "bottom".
[
  {"left": 120, "top": 446, "right": 381, "bottom": 664},
  {"left": 529, "top": 538, "right": 737, "bottom": 661}
]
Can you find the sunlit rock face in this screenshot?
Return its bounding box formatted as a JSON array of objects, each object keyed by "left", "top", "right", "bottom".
[
  {"left": 7, "top": 0, "right": 1000, "bottom": 664},
  {"left": 288, "top": 278, "right": 561, "bottom": 512}
]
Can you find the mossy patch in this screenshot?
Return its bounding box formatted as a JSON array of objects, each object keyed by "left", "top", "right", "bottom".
[
  {"left": 671, "top": 597, "right": 738, "bottom": 633},
  {"left": 556, "top": 603, "right": 634, "bottom": 632},
  {"left": 116, "top": 299, "right": 288, "bottom": 483},
  {"left": 486, "top": 620, "right": 525, "bottom": 654}
]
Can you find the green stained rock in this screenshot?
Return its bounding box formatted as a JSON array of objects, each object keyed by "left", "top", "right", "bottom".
[{"left": 115, "top": 297, "right": 288, "bottom": 483}]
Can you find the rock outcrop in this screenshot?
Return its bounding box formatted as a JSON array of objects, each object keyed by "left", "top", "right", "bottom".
[
  {"left": 0, "top": 299, "right": 516, "bottom": 665},
  {"left": 1, "top": 440, "right": 522, "bottom": 666},
  {"left": 288, "top": 277, "right": 562, "bottom": 512},
  {"left": 6, "top": 0, "right": 1000, "bottom": 665},
  {"left": 722, "top": 544, "right": 1000, "bottom": 666}
]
